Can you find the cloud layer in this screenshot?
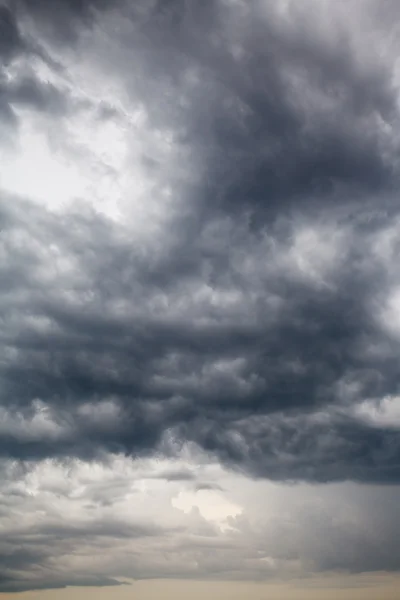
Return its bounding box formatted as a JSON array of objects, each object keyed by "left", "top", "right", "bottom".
[{"left": 1, "top": 453, "right": 400, "bottom": 592}]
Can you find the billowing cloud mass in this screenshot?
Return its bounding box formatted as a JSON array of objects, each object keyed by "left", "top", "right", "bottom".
[{"left": 1, "top": 0, "right": 400, "bottom": 593}]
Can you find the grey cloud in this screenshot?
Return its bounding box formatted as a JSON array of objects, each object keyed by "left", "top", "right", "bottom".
[
  {"left": 194, "top": 483, "right": 224, "bottom": 492},
  {"left": 267, "top": 486, "right": 400, "bottom": 574},
  {"left": 0, "top": 494, "right": 173, "bottom": 591},
  {"left": 99, "top": 0, "right": 398, "bottom": 221},
  {"left": 27, "top": 519, "right": 167, "bottom": 540},
  {"left": 0, "top": 5, "right": 24, "bottom": 61},
  {"left": 221, "top": 483, "right": 400, "bottom": 578},
  {"left": 0, "top": 574, "right": 122, "bottom": 594},
  {"left": 1, "top": 191, "right": 400, "bottom": 484},
  {"left": 17, "top": 0, "right": 118, "bottom": 40},
  {"left": 0, "top": 5, "right": 24, "bottom": 129},
  {"left": 188, "top": 412, "right": 400, "bottom": 483},
  {"left": 153, "top": 469, "right": 196, "bottom": 482},
  {"left": 0, "top": 74, "right": 68, "bottom": 119},
  {"left": 0, "top": 0, "right": 399, "bottom": 538},
  {"left": 1, "top": 453, "right": 400, "bottom": 590},
  {"left": 0, "top": 0, "right": 114, "bottom": 131}
]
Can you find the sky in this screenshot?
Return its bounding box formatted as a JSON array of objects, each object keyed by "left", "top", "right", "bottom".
[{"left": 1, "top": 0, "right": 400, "bottom": 598}]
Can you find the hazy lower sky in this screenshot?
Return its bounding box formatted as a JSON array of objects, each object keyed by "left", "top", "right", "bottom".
[
  {"left": 5, "top": 576, "right": 400, "bottom": 600},
  {"left": 1, "top": 0, "right": 400, "bottom": 597}
]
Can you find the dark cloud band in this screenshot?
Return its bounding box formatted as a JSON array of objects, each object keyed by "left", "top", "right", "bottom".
[{"left": 1, "top": 0, "right": 400, "bottom": 484}]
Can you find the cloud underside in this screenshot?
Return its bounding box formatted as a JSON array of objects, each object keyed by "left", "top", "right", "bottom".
[
  {"left": 1, "top": 0, "right": 400, "bottom": 483},
  {"left": 1, "top": 0, "right": 400, "bottom": 590}
]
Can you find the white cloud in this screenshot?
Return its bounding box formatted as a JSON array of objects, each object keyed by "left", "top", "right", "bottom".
[
  {"left": 354, "top": 396, "right": 400, "bottom": 429},
  {"left": 171, "top": 488, "right": 242, "bottom": 531}
]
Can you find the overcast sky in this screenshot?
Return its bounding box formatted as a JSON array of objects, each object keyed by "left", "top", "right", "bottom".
[{"left": 1, "top": 0, "right": 400, "bottom": 598}]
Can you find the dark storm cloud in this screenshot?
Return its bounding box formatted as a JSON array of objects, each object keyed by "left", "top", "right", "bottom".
[
  {"left": 0, "top": 5, "right": 24, "bottom": 61},
  {"left": 0, "top": 0, "right": 115, "bottom": 130},
  {"left": 105, "top": 0, "right": 398, "bottom": 220},
  {"left": 1, "top": 0, "right": 400, "bottom": 486},
  {"left": 202, "top": 25, "right": 396, "bottom": 217},
  {"left": 0, "top": 574, "right": 122, "bottom": 594},
  {"left": 0, "top": 4, "right": 24, "bottom": 128},
  {"left": 1, "top": 192, "right": 400, "bottom": 483},
  {"left": 17, "top": 0, "right": 118, "bottom": 39},
  {"left": 188, "top": 411, "right": 400, "bottom": 483}
]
